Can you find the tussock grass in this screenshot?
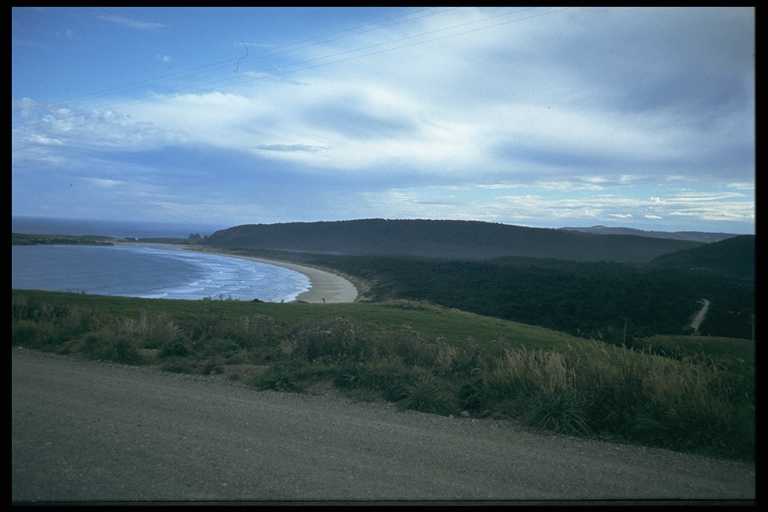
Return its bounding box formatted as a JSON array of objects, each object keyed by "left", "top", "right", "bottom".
[
  {"left": 635, "top": 334, "right": 754, "bottom": 370},
  {"left": 12, "top": 290, "right": 754, "bottom": 461}
]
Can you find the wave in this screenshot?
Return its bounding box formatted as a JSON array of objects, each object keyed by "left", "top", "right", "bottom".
[
  {"left": 13, "top": 244, "right": 311, "bottom": 302},
  {"left": 115, "top": 245, "right": 311, "bottom": 301}
]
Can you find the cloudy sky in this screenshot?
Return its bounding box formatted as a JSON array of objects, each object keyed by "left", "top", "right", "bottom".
[{"left": 12, "top": 7, "right": 755, "bottom": 233}]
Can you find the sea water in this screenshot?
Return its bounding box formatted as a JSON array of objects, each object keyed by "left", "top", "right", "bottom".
[{"left": 11, "top": 244, "right": 311, "bottom": 302}]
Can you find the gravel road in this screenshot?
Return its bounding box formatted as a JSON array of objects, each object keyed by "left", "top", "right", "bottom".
[{"left": 12, "top": 348, "right": 755, "bottom": 503}]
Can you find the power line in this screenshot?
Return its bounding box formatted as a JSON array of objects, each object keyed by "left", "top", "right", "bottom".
[
  {"left": 17, "top": 7, "right": 562, "bottom": 128},
  {"left": 167, "top": 7, "right": 564, "bottom": 95},
  {"left": 18, "top": 7, "right": 451, "bottom": 109},
  {"left": 262, "top": 6, "right": 448, "bottom": 57},
  {"left": 286, "top": 7, "right": 554, "bottom": 72},
  {"left": 276, "top": 7, "right": 538, "bottom": 71},
  {"left": 45, "top": 7, "right": 536, "bottom": 108},
  {"left": 142, "top": 7, "right": 558, "bottom": 96},
  {"left": 13, "top": 7, "right": 567, "bottom": 133}
]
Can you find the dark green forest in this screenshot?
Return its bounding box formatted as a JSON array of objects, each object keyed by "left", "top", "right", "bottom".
[
  {"left": 205, "top": 219, "right": 700, "bottom": 262},
  {"left": 11, "top": 233, "right": 115, "bottom": 246},
  {"left": 650, "top": 235, "right": 755, "bottom": 281},
  {"left": 223, "top": 249, "right": 754, "bottom": 342}
]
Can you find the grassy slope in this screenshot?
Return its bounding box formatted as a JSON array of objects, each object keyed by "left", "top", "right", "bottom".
[
  {"left": 11, "top": 290, "right": 583, "bottom": 351},
  {"left": 12, "top": 289, "right": 754, "bottom": 461},
  {"left": 637, "top": 335, "right": 754, "bottom": 369}
]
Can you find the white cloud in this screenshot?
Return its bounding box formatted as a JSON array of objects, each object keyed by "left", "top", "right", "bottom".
[
  {"left": 12, "top": 7, "right": 754, "bottom": 229},
  {"left": 726, "top": 182, "right": 754, "bottom": 191},
  {"left": 356, "top": 186, "right": 753, "bottom": 225},
  {"left": 12, "top": 102, "right": 185, "bottom": 160},
  {"left": 97, "top": 14, "right": 166, "bottom": 30},
  {"left": 11, "top": 7, "right": 748, "bottom": 180},
  {"left": 27, "top": 133, "right": 63, "bottom": 146},
  {"left": 474, "top": 183, "right": 529, "bottom": 190},
  {"left": 533, "top": 180, "right": 603, "bottom": 191},
  {"left": 80, "top": 177, "right": 127, "bottom": 188}
]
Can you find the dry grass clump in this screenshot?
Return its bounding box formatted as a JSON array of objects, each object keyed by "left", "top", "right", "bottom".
[{"left": 482, "top": 341, "right": 753, "bottom": 457}]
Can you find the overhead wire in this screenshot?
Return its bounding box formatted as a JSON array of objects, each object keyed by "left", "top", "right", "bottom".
[
  {"left": 275, "top": 7, "right": 539, "bottom": 71},
  {"left": 13, "top": 7, "right": 567, "bottom": 133},
  {"left": 19, "top": 7, "right": 451, "bottom": 109},
  {"left": 259, "top": 6, "right": 449, "bottom": 57},
  {"left": 164, "top": 7, "right": 564, "bottom": 95}
]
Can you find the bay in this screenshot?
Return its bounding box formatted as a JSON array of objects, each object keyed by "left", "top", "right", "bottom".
[{"left": 11, "top": 244, "right": 311, "bottom": 302}]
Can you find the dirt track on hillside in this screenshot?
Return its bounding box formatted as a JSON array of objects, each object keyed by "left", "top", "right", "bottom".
[{"left": 690, "top": 298, "right": 711, "bottom": 334}]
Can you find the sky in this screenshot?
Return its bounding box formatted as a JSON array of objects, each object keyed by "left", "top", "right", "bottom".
[{"left": 11, "top": 6, "right": 755, "bottom": 233}]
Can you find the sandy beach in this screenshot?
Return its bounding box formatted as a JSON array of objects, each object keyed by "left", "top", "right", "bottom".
[
  {"left": 199, "top": 250, "right": 359, "bottom": 304},
  {"left": 117, "top": 242, "right": 358, "bottom": 304}
]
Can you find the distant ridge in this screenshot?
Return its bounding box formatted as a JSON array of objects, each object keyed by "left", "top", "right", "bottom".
[
  {"left": 650, "top": 235, "right": 755, "bottom": 280},
  {"left": 559, "top": 225, "right": 739, "bottom": 243},
  {"left": 205, "top": 219, "right": 701, "bottom": 263},
  {"left": 11, "top": 216, "right": 224, "bottom": 239}
]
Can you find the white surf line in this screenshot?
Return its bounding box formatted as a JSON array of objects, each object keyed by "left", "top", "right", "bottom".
[
  {"left": 224, "top": 253, "right": 359, "bottom": 304},
  {"left": 689, "top": 298, "right": 711, "bottom": 335},
  {"left": 153, "top": 243, "right": 359, "bottom": 304}
]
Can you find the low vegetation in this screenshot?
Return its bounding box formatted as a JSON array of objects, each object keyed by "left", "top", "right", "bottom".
[
  {"left": 12, "top": 233, "right": 115, "bottom": 246},
  {"left": 12, "top": 290, "right": 754, "bottom": 461}
]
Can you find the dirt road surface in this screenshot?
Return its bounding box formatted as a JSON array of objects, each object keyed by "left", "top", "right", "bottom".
[{"left": 12, "top": 348, "right": 755, "bottom": 503}]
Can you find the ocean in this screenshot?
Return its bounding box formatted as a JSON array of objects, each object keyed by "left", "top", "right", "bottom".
[
  {"left": 12, "top": 216, "right": 226, "bottom": 239},
  {"left": 11, "top": 244, "right": 311, "bottom": 302}
]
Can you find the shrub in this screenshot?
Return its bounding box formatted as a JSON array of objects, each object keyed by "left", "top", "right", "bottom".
[
  {"left": 450, "top": 346, "right": 483, "bottom": 376},
  {"left": 525, "top": 389, "right": 591, "bottom": 436},
  {"left": 147, "top": 314, "right": 183, "bottom": 347},
  {"left": 199, "top": 337, "right": 241, "bottom": 357},
  {"left": 291, "top": 317, "right": 367, "bottom": 363},
  {"left": 201, "top": 359, "right": 225, "bottom": 375},
  {"left": 55, "top": 306, "right": 92, "bottom": 338},
  {"left": 433, "top": 339, "right": 459, "bottom": 373},
  {"left": 12, "top": 320, "right": 58, "bottom": 349},
  {"left": 159, "top": 339, "right": 191, "bottom": 358},
  {"left": 399, "top": 373, "right": 458, "bottom": 415},
  {"left": 78, "top": 331, "right": 143, "bottom": 365},
  {"left": 250, "top": 361, "right": 334, "bottom": 392},
  {"left": 235, "top": 314, "right": 283, "bottom": 349},
  {"left": 12, "top": 320, "right": 42, "bottom": 346},
  {"left": 161, "top": 359, "right": 198, "bottom": 374}
]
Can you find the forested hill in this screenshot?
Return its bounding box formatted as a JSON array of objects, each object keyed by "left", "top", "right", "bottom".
[
  {"left": 650, "top": 235, "right": 755, "bottom": 281},
  {"left": 205, "top": 219, "right": 701, "bottom": 263},
  {"left": 559, "top": 225, "right": 738, "bottom": 243}
]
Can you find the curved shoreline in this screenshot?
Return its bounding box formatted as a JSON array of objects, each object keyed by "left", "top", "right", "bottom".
[
  {"left": 123, "top": 242, "right": 358, "bottom": 304},
  {"left": 201, "top": 251, "right": 359, "bottom": 304}
]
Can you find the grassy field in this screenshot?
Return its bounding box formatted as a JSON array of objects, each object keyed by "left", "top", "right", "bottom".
[
  {"left": 635, "top": 335, "right": 754, "bottom": 374},
  {"left": 12, "top": 289, "right": 754, "bottom": 461}
]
